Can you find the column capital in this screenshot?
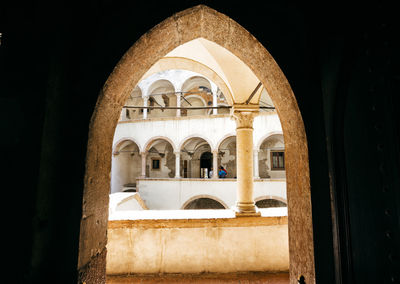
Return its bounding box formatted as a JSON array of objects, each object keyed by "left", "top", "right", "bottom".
[
  {"left": 231, "top": 104, "right": 259, "bottom": 129},
  {"left": 174, "top": 151, "right": 181, "bottom": 155}
]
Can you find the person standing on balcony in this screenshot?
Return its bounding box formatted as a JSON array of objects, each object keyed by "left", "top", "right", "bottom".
[{"left": 219, "top": 166, "right": 227, "bottom": 178}]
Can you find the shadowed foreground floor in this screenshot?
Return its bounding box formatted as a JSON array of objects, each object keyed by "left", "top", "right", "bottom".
[{"left": 107, "top": 272, "right": 289, "bottom": 283}]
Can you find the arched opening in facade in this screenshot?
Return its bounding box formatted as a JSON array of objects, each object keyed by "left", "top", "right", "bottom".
[
  {"left": 217, "top": 135, "right": 236, "bottom": 178},
  {"left": 121, "top": 86, "right": 143, "bottom": 121},
  {"left": 147, "top": 79, "right": 176, "bottom": 119},
  {"left": 256, "top": 198, "right": 287, "bottom": 208},
  {"left": 79, "top": 5, "right": 314, "bottom": 283},
  {"left": 111, "top": 139, "right": 141, "bottom": 193},
  {"left": 144, "top": 137, "right": 176, "bottom": 178},
  {"left": 258, "top": 133, "right": 285, "bottom": 179},
  {"left": 184, "top": 197, "right": 226, "bottom": 209},
  {"left": 180, "top": 136, "right": 212, "bottom": 178}
]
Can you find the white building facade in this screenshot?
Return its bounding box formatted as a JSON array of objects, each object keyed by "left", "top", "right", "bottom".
[{"left": 111, "top": 69, "right": 286, "bottom": 210}]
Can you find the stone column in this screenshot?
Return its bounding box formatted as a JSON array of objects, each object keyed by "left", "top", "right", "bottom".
[
  {"left": 253, "top": 149, "right": 260, "bottom": 179},
  {"left": 231, "top": 104, "right": 260, "bottom": 216},
  {"left": 143, "top": 96, "right": 148, "bottom": 119},
  {"left": 175, "top": 151, "right": 181, "bottom": 178},
  {"left": 212, "top": 150, "right": 218, "bottom": 179},
  {"left": 140, "top": 152, "right": 147, "bottom": 178},
  {"left": 176, "top": 92, "right": 181, "bottom": 117}
]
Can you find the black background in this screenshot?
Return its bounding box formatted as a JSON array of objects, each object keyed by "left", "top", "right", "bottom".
[{"left": 1, "top": 1, "right": 399, "bottom": 283}]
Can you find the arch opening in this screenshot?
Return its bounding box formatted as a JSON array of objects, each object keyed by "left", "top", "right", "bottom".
[
  {"left": 80, "top": 5, "right": 313, "bottom": 283},
  {"left": 111, "top": 140, "right": 141, "bottom": 193},
  {"left": 256, "top": 198, "right": 287, "bottom": 208},
  {"left": 184, "top": 197, "right": 226, "bottom": 209},
  {"left": 180, "top": 136, "right": 212, "bottom": 178}
]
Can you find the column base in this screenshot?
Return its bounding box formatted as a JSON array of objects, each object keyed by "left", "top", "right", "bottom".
[{"left": 233, "top": 202, "right": 261, "bottom": 217}]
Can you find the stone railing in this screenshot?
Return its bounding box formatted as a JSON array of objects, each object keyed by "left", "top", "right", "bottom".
[
  {"left": 107, "top": 209, "right": 289, "bottom": 275},
  {"left": 136, "top": 178, "right": 286, "bottom": 210}
]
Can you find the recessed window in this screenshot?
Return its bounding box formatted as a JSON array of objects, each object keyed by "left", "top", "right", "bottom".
[
  {"left": 152, "top": 158, "right": 161, "bottom": 170},
  {"left": 271, "top": 151, "right": 285, "bottom": 170}
]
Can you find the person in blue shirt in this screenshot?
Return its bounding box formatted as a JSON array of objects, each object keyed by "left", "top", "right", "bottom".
[{"left": 218, "top": 166, "right": 227, "bottom": 178}]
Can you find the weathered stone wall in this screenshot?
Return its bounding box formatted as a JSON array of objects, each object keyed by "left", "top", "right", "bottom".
[{"left": 107, "top": 216, "right": 289, "bottom": 275}]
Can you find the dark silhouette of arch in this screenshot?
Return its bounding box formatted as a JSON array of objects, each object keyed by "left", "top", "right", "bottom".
[
  {"left": 184, "top": 198, "right": 225, "bottom": 209},
  {"left": 256, "top": 199, "right": 287, "bottom": 208}
]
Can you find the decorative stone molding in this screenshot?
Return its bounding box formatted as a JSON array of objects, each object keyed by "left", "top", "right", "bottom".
[{"left": 231, "top": 104, "right": 259, "bottom": 129}]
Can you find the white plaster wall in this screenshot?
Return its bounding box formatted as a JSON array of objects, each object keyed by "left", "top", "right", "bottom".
[
  {"left": 137, "top": 179, "right": 286, "bottom": 210},
  {"left": 113, "top": 113, "right": 282, "bottom": 153},
  {"left": 107, "top": 221, "right": 289, "bottom": 274},
  {"left": 111, "top": 150, "right": 141, "bottom": 193}
]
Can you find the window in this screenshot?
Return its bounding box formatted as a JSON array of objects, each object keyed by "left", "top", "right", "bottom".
[
  {"left": 271, "top": 151, "right": 285, "bottom": 170},
  {"left": 151, "top": 158, "right": 160, "bottom": 170}
]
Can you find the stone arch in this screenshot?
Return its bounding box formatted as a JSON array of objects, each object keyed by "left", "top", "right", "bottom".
[
  {"left": 254, "top": 195, "right": 287, "bottom": 204},
  {"left": 140, "top": 57, "right": 234, "bottom": 104},
  {"left": 80, "top": 5, "right": 313, "bottom": 283},
  {"left": 178, "top": 134, "right": 215, "bottom": 152},
  {"left": 143, "top": 136, "right": 177, "bottom": 153},
  {"left": 181, "top": 194, "right": 229, "bottom": 209},
  {"left": 216, "top": 133, "right": 236, "bottom": 151},
  {"left": 147, "top": 79, "right": 175, "bottom": 97},
  {"left": 113, "top": 137, "right": 143, "bottom": 154},
  {"left": 256, "top": 131, "right": 284, "bottom": 151},
  {"left": 181, "top": 75, "right": 212, "bottom": 93}
]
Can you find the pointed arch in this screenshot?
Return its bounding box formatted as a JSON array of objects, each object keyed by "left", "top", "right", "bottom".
[{"left": 80, "top": 5, "right": 313, "bottom": 283}]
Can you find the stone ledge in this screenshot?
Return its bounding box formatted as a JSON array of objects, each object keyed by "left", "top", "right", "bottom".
[
  {"left": 136, "top": 177, "right": 286, "bottom": 182},
  {"left": 118, "top": 110, "right": 277, "bottom": 124},
  {"left": 108, "top": 208, "right": 288, "bottom": 229}
]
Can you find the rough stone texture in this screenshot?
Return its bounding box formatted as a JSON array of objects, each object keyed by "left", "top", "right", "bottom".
[
  {"left": 107, "top": 272, "right": 289, "bottom": 284},
  {"left": 78, "top": 248, "right": 107, "bottom": 284},
  {"left": 80, "top": 5, "right": 314, "bottom": 284}
]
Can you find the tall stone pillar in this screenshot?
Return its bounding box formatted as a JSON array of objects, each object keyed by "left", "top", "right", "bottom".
[
  {"left": 140, "top": 152, "right": 147, "bottom": 178},
  {"left": 212, "top": 150, "right": 218, "bottom": 179},
  {"left": 176, "top": 92, "right": 181, "bottom": 117},
  {"left": 175, "top": 151, "right": 181, "bottom": 178},
  {"left": 143, "top": 97, "right": 148, "bottom": 119},
  {"left": 231, "top": 104, "right": 260, "bottom": 216},
  {"left": 253, "top": 149, "right": 260, "bottom": 179}
]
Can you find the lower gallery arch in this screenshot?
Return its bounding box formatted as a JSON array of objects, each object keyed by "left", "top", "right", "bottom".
[
  {"left": 181, "top": 195, "right": 228, "bottom": 209},
  {"left": 255, "top": 195, "right": 288, "bottom": 208},
  {"left": 80, "top": 5, "right": 313, "bottom": 283}
]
